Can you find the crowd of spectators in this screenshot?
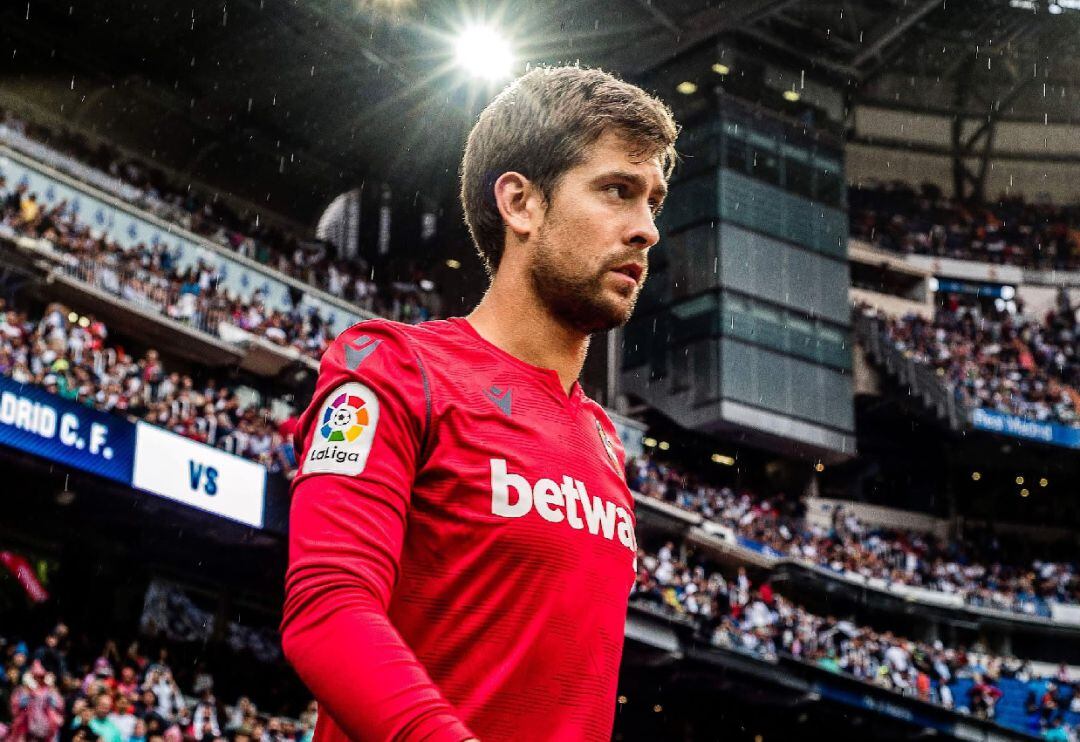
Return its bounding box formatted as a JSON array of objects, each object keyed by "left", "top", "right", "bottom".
[
  {"left": 0, "top": 296, "right": 297, "bottom": 475},
  {"left": 0, "top": 625, "right": 314, "bottom": 742},
  {"left": 626, "top": 454, "right": 1080, "bottom": 619},
  {"left": 0, "top": 178, "right": 342, "bottom": 363},
  {"left": 850, "top": 180, "right": 1080, "bottom": 270},
  {"left": 0, "top": 111, "right": 443, "bottom": 324},
  {"left": 863, "top": 294, "right": 1080, "bottom": 427},
  {"left": 632, "top": 545, "right": 1080, "bottom": 737}
]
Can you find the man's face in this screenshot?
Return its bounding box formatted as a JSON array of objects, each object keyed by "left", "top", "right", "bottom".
[
  {"left": 95, "top": 694, "right": 113, "bottom": 717},
  {"left": 529, "top": 130, "right": 666, "bottom": 334}
]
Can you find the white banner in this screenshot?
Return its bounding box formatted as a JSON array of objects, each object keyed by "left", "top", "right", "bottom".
[
  {"left": 904, "top": 254, "right": 1024, "bottom": 285},
  {"left": 132, "top": 422, "right": 266, "bottom": 528}
]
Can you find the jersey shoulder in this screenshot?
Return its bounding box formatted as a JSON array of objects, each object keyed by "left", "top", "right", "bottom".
[{"left": 333, "top": 317, "right": 460, "bottom": 354}]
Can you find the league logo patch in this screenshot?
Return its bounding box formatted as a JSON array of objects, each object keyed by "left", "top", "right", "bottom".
[
  {"left": 320, "top": 392, "right": 370, "bottom": 442},
  {"left": 303, "top": 382, "right": 380, "bottom": 476}
]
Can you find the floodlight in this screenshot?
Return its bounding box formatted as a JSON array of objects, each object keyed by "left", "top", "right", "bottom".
[
  {"left": 783, "top": 89, "right": 801, "bottom": 102},
  {"left": 454, "top": 25, "right": 514, "bottom": 81}
]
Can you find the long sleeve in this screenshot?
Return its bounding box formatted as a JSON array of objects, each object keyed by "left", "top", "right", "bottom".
[{"left": 280, "top": 322, "right": 474, "bottom": 742}]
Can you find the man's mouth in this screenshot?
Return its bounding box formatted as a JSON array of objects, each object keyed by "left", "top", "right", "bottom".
[{"left": 609, "top": 262, "right": 644, "bottom": 284}]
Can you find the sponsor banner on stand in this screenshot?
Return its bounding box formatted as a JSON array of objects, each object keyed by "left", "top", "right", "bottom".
[
  {"left": 132, "top": 422, "right": 266, "bottom": 528},
  {"left": 0, "top": 375, "right": 266, "bottom": 528},
  {"left": 0, "top": 374, "right": 136, "bottom": 483},
  {"left": 971, "top": 407, "right": 1080, "bottom": 449}
]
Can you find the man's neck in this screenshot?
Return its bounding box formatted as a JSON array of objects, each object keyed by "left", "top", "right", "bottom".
[{"left": 466, "top": 278, "right": 588, "bottom": 396}]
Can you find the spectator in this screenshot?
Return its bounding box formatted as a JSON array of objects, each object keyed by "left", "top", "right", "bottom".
[
  {"left": 83, "top": 695, "right": 122, "bottom": 742},
  {"left": 9, "top": 660, "right": 64, "bottom": 742}
]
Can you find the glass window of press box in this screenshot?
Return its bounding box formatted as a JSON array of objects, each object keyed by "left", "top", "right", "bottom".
[{"left": 625, "top": 53, "right": 853, "bottom": 436}]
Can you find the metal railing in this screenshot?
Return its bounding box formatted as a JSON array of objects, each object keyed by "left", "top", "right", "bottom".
[
  {"left": 57, "top": 255, "right": 222, "bottom": 337},
  {"left": 854, "top": 312, "right": 967, "bottom": 430}
]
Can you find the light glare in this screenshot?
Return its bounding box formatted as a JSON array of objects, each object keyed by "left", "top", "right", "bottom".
[{"left": 454, "top": 25, "right": 514, "bottom": 81}]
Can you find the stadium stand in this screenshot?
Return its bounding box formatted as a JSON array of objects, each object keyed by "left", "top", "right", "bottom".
[
  {"left": 0, "top": 623, "right": 315, "bottom": 742},
  {"left": 860, "top": 297, "right": 1080, "bottom": 429},
  {"left": 849, "top": 181, "right": 1080, "bottom": 271},
  {"left": 627, "top": 454, "right": 1080, "bottom": 619},
  {"left": 0, "top": 111, "right": 443, "bottom": 328},
  {"left": 632, "top": 546, "right": 1080, "bottom": 738},
  {"left": 0, "top": 292, "right": 297, "bottom": 475},
  {"left": 0, "top": 176, "right": 338, "bottom": 363}
]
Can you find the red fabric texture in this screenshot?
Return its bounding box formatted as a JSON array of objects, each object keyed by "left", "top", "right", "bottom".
[{"left": 282, "top": 318, "right": 637, "bottom": 742}]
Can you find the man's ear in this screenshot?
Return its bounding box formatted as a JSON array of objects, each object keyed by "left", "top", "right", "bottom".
[{"left": 493, "top": 171, "right": 544, "bottom": 241}]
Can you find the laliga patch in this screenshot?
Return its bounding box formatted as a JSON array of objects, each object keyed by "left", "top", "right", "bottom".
[{"left": 303, "top": 382, "right": 380, "bottom": 476}]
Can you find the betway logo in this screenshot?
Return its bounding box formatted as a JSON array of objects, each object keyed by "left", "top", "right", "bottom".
[{"left": 490, "top": 459, "right": 636, "bottom": 553}]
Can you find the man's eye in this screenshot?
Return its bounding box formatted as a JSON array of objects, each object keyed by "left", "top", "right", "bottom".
[{"left": 605, "top": 184, "right": 627, "bottom": 198}]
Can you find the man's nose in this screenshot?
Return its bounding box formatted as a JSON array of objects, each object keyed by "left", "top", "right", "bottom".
[{"left": 627, "top": 206, "right": 660, "bottom": 249}]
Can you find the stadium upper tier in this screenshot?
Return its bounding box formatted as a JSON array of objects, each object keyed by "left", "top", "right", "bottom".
[
  {"left": 632, "top": 546, "right": 1080, "bottom": 738},
  {"left": 0, "top": 179, "right": 339, "bottom": 363},
  {"left": 627, "top": 454, "right": 1079, "bottom": 622},
  {"left": 863, "top": 298, "right": 1080, "bottom": 430},
  {"left": 0, "top": 295, "right": 297, "bottom": 476},
  {"left": 0, "top": 111, "right": 441, "bottom": 328},
  {"left": 850, "top": 181, "right": 1080, "bottom": 271}
]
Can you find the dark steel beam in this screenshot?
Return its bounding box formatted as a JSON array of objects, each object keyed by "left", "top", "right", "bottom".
[
  {"left": 631, "top": 0, "right": 682, "bottom": 35},
  {"left": 620, "top": 0, "right": 805, "bottom": 75},
  {"left": 851, "top": 0, "right": 942, "bottom": 70}
]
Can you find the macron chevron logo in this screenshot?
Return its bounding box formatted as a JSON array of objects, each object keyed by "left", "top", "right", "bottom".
[
  {"left": 345, "top": 335, "right": 383, "bottom": 370},
  {"left": 483, "top": 385, "right": 513, "bottom": 417}
]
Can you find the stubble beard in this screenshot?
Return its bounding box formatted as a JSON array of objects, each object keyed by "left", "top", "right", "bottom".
[{"left": 528, "top": 222, "right": 641, "bottom": 335}]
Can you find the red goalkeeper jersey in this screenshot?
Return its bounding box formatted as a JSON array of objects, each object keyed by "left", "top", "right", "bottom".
[{"left": 281, "top": 317, "right": 638, "bottom": 742}]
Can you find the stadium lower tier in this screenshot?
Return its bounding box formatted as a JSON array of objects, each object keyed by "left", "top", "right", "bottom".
[
  {"left": 627, "top": 453, "right": 1080, "bottom": 622},
  {"left": 3, "top": 450, "right": 1075, "bottom": 742},
  {"left": 632, "top": 546, "right": 1080, "bottom": 740}
]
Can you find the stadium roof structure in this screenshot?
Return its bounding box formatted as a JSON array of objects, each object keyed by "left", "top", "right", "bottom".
[{"left": 2, "top": 0, "right": 1078, "bottom": 216}]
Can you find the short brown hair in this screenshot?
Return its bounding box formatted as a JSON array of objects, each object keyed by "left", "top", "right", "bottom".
[{"left": 460, "top": 65, "right": 679, "bottom": 276}]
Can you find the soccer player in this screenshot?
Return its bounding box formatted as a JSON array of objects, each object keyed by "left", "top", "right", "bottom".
[{"left": 281, "top": 65, "right": 678, "bottom": 741}]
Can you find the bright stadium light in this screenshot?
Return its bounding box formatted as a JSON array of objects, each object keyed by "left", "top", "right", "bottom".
[{"left": 454, "top": 24, "right": 514, "bottom": 81}]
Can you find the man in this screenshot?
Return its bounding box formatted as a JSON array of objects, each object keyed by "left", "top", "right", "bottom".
[
  {"left": 281, "top": 65, "right": 677, "bottom": 741},
  {"left": 85, "top": 694, "right": 123, "bottom": 742}
]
